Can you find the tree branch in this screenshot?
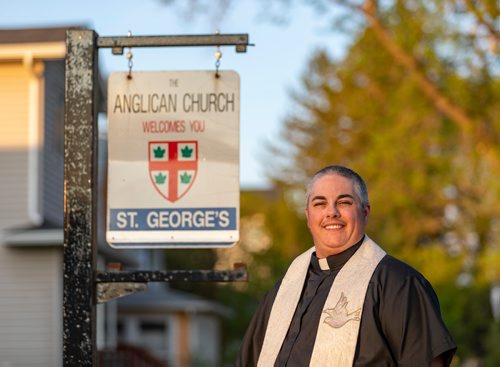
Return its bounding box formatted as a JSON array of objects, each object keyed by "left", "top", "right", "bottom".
[
  {"left": 359, "top": 0, "right": 478, "bottom": 138},
  {"left": 464, "top": 0, "right": 500, "bottom": 45}
]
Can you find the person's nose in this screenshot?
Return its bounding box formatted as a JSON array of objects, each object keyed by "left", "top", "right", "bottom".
[{"left": 326, "top": 203, "right": 340, "bottom": 218}]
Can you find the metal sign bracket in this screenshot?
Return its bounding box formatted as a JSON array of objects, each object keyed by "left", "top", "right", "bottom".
[{"left": 63, "top": 28, "right": 250, "bottom": 366}]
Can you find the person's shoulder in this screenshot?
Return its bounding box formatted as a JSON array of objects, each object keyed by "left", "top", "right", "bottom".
[
  {"left": 378, "top": 254, "right": 422, "bottom": 274},
  {"left": 369, "top": 254, "right": 442, "bottom": 312},
  {"left": 373, "top": 254, "right": 432, "bottom": 288}
]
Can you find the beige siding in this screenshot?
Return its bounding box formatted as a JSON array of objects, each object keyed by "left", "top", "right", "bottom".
[
  {"left": 0, "top": 62, "right": 32, "bottom": 229},
  {"left": 0, "top": 62, "right": 30, "bottom": 148},
  {"left": 0, "top": 150, "right": 30, "bottom": 229},
  {"left": 0, "top": 246, "right": 62, "bottom": 367}
]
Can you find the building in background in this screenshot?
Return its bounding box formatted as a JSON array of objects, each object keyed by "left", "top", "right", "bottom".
[{"left": 0, "top": 26, "right": 227, "bottom": 367}]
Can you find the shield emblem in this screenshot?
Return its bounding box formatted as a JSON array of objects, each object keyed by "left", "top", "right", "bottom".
[{"left": 148, "top": 140, "right": 198, "bottom": 202}]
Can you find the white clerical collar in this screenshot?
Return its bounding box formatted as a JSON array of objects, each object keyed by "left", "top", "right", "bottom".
[
  {"left": 318, "top": 257, "right": 330, "bottom": 270},
  {"left": 315, "top": 235, "right": 367, "bottom": 271}
]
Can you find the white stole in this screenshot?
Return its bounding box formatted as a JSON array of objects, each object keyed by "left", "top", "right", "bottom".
[{"left": 257, "top": 236, "right": 386, "bottom": 367}]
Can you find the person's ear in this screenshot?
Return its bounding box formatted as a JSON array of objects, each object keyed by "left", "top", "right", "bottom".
[{"left": 364, "top": 204, "right": 371, "bottom": 222}]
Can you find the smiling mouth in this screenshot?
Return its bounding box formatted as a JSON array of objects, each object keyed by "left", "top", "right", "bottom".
[{"left": 324, "top": 224, "right": 343, "bottom": 230}]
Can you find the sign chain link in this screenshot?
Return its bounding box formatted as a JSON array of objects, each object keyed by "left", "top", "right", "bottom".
[
  {"left": 126, "top": 30, "right": 133, "bottom": 79},
  {"left": 215, "top": 47, "right": 222, "bottom": 78},
  {"left": 215, "top": 29, "right": 222, "bottom": 78}
]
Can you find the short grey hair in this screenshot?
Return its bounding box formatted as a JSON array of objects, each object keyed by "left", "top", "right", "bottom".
[{"left": 306, "top": 165, "right": 369, "bottom": 207}]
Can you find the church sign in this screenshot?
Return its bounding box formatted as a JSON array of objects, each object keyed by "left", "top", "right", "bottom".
[{"left": 106, "top": 71, "right": 240, "bottom": 248}]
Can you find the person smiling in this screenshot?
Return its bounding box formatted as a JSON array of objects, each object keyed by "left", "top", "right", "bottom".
[{"left": 236, "top": 165, "right": 456, "bottom": 366}]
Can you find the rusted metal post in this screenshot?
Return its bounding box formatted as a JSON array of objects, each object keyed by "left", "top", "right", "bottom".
[{"left": 63, "top": 29, "right": 99, "bottom": 366}]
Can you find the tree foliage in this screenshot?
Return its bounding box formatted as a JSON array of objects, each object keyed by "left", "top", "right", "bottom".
[
  {"left": 268, "top": 0, "right": 499, "bottom": 274},
  {"left": 262, "top": 0, "right": 500, "bottom": 363}
]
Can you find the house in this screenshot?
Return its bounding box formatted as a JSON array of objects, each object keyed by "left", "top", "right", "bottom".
[
  {"left": 111, "top": 252, "right": 230, "bottom": 366},
  {"left": 0, "top": 26, "right": 229, "bottom": 367}
]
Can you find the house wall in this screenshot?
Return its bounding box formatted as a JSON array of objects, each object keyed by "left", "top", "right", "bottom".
[
  {"left": 0, "top": 61, "right": 32, "bottom": 230},
  {"left": 0, "top": 246, "right": 62, "bottom": 367},
  {"left": 189, "top": 314, "right": 221, "bottom": 367},
  {"left": 117, "top": 308, "right": 223, "bottom": 367},
  {"left": 0, "top": 53, "right": 63, "bottom": 367},
  {"left": 119, "top": 311, "right": 172, "bottom": 363},
  {"left": 42, "top": 60, "right": 64, "bottom": 227}
]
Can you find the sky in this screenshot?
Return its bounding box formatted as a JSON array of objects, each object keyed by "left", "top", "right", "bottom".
[{"left": 2, "top": 0, "right": 348, "bottom": 188}]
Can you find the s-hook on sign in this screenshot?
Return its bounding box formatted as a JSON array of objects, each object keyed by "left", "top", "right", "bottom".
[{"left": 106, "top": 71, "right": 240, "bottom": 248}]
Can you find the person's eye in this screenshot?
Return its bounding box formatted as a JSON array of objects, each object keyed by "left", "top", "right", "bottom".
[
  {"left": 313, "top": 201, "right": 326, "bottom": 207},
  {"left": 338, "top": 201, "right": 353, "bottom": 206}
]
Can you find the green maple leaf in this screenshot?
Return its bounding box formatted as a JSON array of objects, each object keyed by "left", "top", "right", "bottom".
[
  {"left": 181, "top": 145, "right": 193, "bottom": 158},
  {"left": 154, "top": 172, "right": 166, "bottom": 184},
  {"left": 154, "top": 146, "right": 166, "bottom": 158},
  {"left": 180, "top": 172, "right": 192, "bottom": 184}
]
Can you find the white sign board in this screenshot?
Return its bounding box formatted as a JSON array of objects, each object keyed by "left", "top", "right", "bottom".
[{"left": 106, "top": 71, "right": 240, "bottom": 248}]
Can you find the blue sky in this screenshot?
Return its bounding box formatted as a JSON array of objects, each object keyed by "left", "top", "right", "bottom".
[{"left": 2, "top": 0, "right": 348, "bottom": 188}]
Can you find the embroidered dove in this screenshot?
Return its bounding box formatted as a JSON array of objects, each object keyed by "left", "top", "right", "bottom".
[{"left": 322, "top": 292, "right": 361, "bottom": 328}]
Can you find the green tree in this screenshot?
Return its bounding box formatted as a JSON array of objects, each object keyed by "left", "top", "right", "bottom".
[{"left": 263, "top": 0, "right": 499, "bottom": 363}]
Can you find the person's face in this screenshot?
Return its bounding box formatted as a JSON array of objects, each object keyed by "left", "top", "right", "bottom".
[{"left": 305, "top": 173, "right": 370, "bottom": 258}]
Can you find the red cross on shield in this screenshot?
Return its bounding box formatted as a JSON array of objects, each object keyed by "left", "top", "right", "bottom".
[{"left": 148, "top": 141, "right": 198, "bottom": 202}]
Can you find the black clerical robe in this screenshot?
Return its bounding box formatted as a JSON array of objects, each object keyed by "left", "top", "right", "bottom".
[{"left": 236, "top": 240, "right": 457, "bottom": 366}]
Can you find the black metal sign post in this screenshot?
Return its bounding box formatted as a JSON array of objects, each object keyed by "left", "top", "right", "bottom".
[
  {"left": 63, "top": 29, "right": 249, "bottom": 366},
  {"left": 63, "top": 29, "right": 99, "bottom": 367}
]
